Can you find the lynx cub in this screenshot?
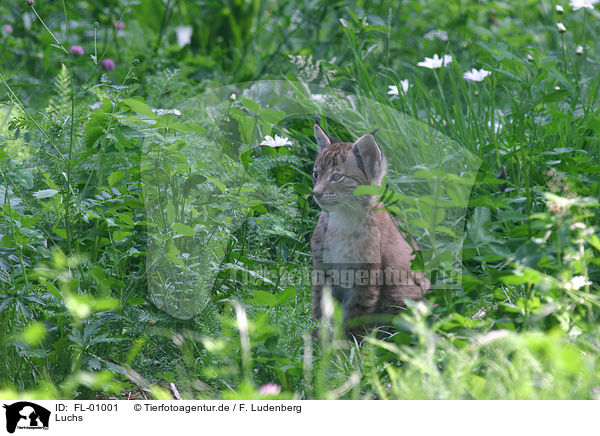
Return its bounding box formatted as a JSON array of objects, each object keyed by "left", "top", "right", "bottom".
[{"left": 311, "top": 124, "right": 429, "bottom": 335}]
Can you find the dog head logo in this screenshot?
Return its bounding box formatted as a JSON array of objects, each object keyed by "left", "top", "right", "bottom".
[{"left": 3, "top": 402, "right": 50, "bottom": 433}]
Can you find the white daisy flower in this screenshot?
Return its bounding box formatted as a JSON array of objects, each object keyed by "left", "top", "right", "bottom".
[
  {"left": 463, "top": 68, "right": 491, "bottom": 82},
  {"left": 387, "top": 79, "right": 411, "bottom": 96},
  {"left": 387, "top": 85, "right": 399, "bottom": 96},
  {"left": 310, "top": 94, "right": 326, "bottom": 103},
  {"left": 417, "top": 54, "right": 453, "bottom": 69},
  {"left": 556, "top": 5, "right": 564, "bottom": 12},
  {"left": 556, "top": 22, "right": 567, "bottom": 32},
  {"left": 175, "top": 25, "right": 192, "bottom": 48},
  {"left": 151, "top": 108, "right": 182, "bottom": 116},
  {"left": 576, "top": 45, "right": 584, "bottom": 54},
  {"left": 564, "top": 275, "right": 592, "bottom": 290},
  {"left": 260, "top": 135, "right": 292, "bottom": 147},
  {"left": 399, "top": 79, "right": 410, "bottom": 93},
  {"left": 570, "top": 0, "right": 598, "bottom": 10}
]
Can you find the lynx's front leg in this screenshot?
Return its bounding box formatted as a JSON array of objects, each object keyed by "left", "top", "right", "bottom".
[
  {"left": 312, "top": 282, "right": 323, "bottom": 320},
  {"left": 343, "top": 283, "right": 379, "bottom": 335},
  {"left": 311, "top": 212, "right": 328, "bottom": 322}
]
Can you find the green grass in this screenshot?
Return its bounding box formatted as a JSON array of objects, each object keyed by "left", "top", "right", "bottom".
[{"left": 0, "top": 0, "right": 600, "bottom": 400}]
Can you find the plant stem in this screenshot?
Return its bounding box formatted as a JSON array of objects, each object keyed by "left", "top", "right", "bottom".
[
  {"left": 31, "top": 6, "right": 67, "bottom": 54},
  {"left": 153, "top": 0, "right": 174, "bottom": 61},
  {"left": 63, "top": 0, "right": 75, "bottom": 254},
  {"left": 1, "top": 167, "right": 29, "bottom": 286}
]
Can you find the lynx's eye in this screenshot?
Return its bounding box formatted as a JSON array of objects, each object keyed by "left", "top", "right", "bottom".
[
  {"left": 330, "top": 173, "right": 344, "bottom": 182},
  {"left": 312, "top": 170, "right": 319, "bottom": 181}
]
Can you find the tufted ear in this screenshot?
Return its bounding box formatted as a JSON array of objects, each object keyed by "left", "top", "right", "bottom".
[
  {"left": 314, "top": 124, "right": 331, "bottom": 150},
  {"left": 352, "top": 134, "right": 387, "bottom": 184}
]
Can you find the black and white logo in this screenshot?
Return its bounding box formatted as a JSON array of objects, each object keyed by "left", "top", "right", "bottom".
[{"left": 3, "top": 402, "right": 50, "bottom": 434}]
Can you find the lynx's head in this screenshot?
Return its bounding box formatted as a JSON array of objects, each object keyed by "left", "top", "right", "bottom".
[{"left": 312, "top": 124, "right": 387, "bottom": 212}]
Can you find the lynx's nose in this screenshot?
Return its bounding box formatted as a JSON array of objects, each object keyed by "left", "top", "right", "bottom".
[{"left": 314, "top": 189, "right": 335, "bottom": 202}]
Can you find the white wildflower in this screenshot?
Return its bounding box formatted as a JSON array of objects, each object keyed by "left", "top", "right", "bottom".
[
  {"left": 424, "top": 29, "right": 448, "bottom": 41},
  {"left": 463, "top": 68, "right": 491, "bottom": 82},
  {"left": 570, "top": 0, "right": 598, "bottom": 10},
  {"left": 556, "top": 4, "right": 564, "bottom": 12},
  {"left": 290, "top": 10, "right": 302, "bottom": 24},
  {"left": 310, "top": 94, "right": 326, "bottom": 103},
  {"left": 152, "top": 108, "right": 182, "bottom": 116},
  {"left": 175, "top": 26, "right": 192, "bottom": 48},
  {"left": 417, "top": 54, "right": 452, "bottom": 69},
  {"left": 260, "top": 134, "right": 292, "bottom": 147},
  {"left": 576, "top": 45, "right": 584, "bottom": 55},
  {"left": 387, "top": 79, "right": 411, "bottom": 96},
  {"left": 399, "top": 79, "right": 410, "bottom": 93},
  {"left": 564, "top": 275, "right": 592, "bottom": 290},
  {"left": 556, "top": 22, "right": 567, "bottom": 32}
]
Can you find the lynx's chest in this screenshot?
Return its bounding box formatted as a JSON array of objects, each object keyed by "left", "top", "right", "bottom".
[{"left": 318, "top": 211, "right": 382, "bottom": 265}]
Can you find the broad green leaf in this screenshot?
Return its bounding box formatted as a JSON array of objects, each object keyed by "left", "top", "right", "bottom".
[
  {"left": 53, "top": 227, "right": 67, "bottom": 239},
  {"left": 353, "top": 185, "right": 385, "bottom": 196},
  {"left": 467, "top": 207, "right": 493, "bottom": 244},
  {"left": 207, "top": 176, "right": 226, "bottom": 193},
  {"left": 84, "top": 100, "right": 112, "bottom": 148},
  {"left": 33, "top": 189, "right": 59, "bottom": 199},
  {"left": 242, "top": 98, "right": 260, "bottom": 113},
  {"left": 42, "top": 279, "right": 62, "bottom": 300},
  {"left": 543, "top": 89, "right": 570, "bottom": 103},
  {"left": 172, "top": 222, "right": 196, "bottom": 236},
  {"left": 276, "top": 287, "right": 297, "bottom": 304},
  {"left": 108, "top": 170, "right": 125, "bottom": 187},
  {"left": 113, "top": 230, "right": 131, "bottom": 241},
  {"left": 169, "top": 122, "right": 206, "bottom": 134},
  {"left": 259, "top": 109, "right": 285, "bottom": 125},
  {"left": 92, "top": 296, "right": 120, "bottom": 311},
  {"left": 253, "top": 290, "right": 278, "bottom": 306},
  {"left": 127, "top": 297, "right": 146, "bottom": 306},
  {"left": 122, "top": 98, "right": 155, "bottom": 118},
  {"left": 229, "top": 107, "right": 250, "bottom": 120},
  {"left": 586, "top": 118, "right": 600, "bottom": 134},
  {"left": 165, "top": 242, "right": 184, "bottom": 267}
]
